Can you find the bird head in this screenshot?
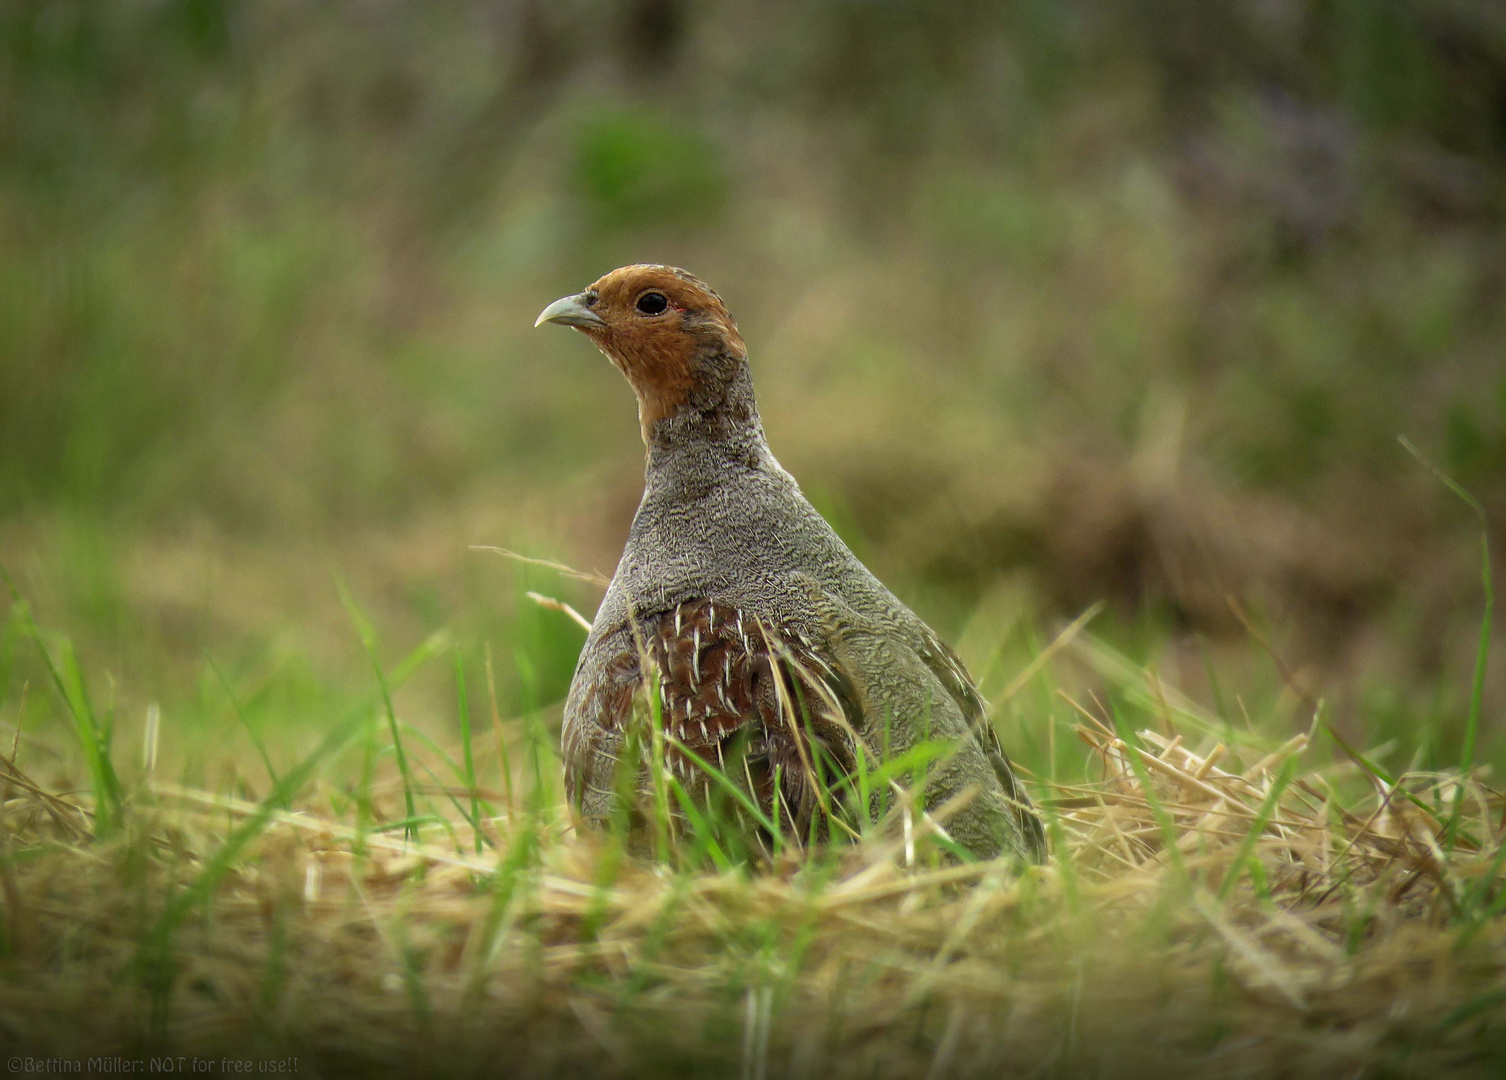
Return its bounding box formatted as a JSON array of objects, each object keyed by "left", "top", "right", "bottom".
[{"left": 535, "top": 264, "right": 748, "bottom": 442}]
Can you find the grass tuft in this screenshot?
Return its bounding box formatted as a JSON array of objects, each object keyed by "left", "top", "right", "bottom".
[{"left": 0, "top": 598, "right": 1503, "bottom": 1074}]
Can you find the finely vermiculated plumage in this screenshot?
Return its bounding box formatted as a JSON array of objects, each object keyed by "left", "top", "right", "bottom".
[{"left": 540, "top": 265, "right": 1045, "bottom": 862}]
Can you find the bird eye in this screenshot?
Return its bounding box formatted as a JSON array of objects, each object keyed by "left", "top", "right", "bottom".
[{"left": 635, "top": 291, "right": 669, "bottom": 316}]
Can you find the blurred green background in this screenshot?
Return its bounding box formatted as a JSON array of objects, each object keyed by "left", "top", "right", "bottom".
[{"left": 1, "top": 0, "right": 1503, "bottom": 782}]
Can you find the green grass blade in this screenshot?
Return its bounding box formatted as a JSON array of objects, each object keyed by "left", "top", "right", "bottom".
[
  {"left": 9, "top": 597, "right": 123, "bottom": 836},
  {"left": 1399, "top": 438, "right": 1492, "bottom": 765},
  {"left": 483, "top": 644, "right": 515, "bottom": 815},
  {"left": 668, "top": 736, "right": 778, "bottom": 836},
  {"left": 644, "top": 670, "right": 672, "bottom": 861},
  {"left": 1454, "top": 841, "right": 1506, "bottom": 947},
  {"left": 771, "top": 762, "right": 784, "bottom": 857},
  {"left": 206, "top": 653, "right": 281, "bottom": 799},
  {"left": 1109, "top": 701, "right": 1188, "bottom": 885},
  {"left": 826, "top": 740, "right": 954, "bottom": 801},
  {"left": 1216, "top": 757, "right": 1297, "bottom": 901},
  {"left": 398, "top": 723, "right": 493, "bottom": 849},
  {"left": 457, "top": 652, "right": 482, "bottom": 853},
  {"left": 370, "top": 815, "right": 445, "bottom": 834},
  {"left": 667, "top": 773, "right": 733, "bottom": 872},
  {"left": 338, "top": 582, "right": 419, "bottom": 843},
  {"left": 1400, "top": 436, "right": 1493, "bottom": 846},
  {"left": 1316, "top": 712, "right": 1480, "bottom": 851}
]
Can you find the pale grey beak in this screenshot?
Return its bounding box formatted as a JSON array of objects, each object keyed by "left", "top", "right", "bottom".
[{"left": 535, "top": 294, "right": 606, "bottom": 330}]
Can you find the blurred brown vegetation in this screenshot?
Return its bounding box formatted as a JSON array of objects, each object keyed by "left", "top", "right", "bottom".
[{"left": 1, "top": 0, "right": 1503, "bottom": 766}]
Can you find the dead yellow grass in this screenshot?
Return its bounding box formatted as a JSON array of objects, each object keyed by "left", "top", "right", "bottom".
[{"left": 1, "top": 706, "right": 1504, "bottom": 1079}]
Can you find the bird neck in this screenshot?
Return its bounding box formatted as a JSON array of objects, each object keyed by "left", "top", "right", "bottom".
[{"left": 641, "top": 359, "right": 775, "bottom": 484}]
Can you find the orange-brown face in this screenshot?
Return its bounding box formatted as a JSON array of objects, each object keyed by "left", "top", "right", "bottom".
[{"left": 535, "top": 265, "right": 745, "bottom": 438}]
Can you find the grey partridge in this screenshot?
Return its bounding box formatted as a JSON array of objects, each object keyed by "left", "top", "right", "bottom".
[{"left": 536, "top": 265, "right": 1045, "bottom": 862}]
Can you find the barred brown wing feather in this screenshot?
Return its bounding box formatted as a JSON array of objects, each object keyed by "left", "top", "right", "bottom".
[{"left": 570, "top": 599, "right": 860, "bottom": 833}]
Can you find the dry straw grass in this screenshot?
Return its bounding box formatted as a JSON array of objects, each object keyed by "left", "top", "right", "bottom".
[{"left": 2, "top": 639, "right": 1505, "bottom": 1080}]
